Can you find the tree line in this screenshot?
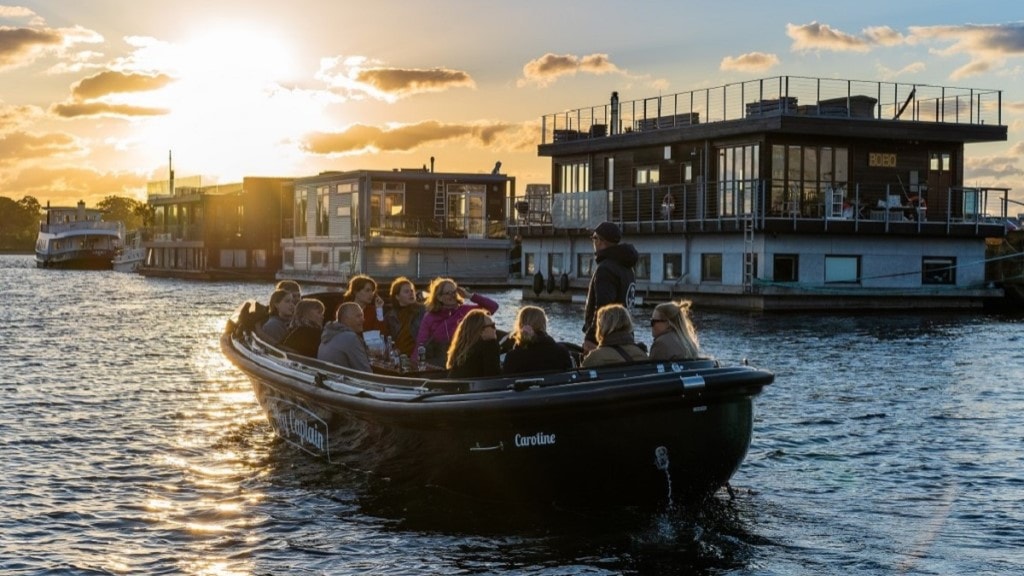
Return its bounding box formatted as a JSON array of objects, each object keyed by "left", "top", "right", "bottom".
[{"left": 0, "top": 195, "right": 152, "bottom": 252}]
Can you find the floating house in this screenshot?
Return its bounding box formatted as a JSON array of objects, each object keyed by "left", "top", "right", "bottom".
[
  {"left": 280, "top": 164, "right": 516, "bottom": 287},
  {"left": 511, "top": 75, "right": 1016, "bottom": 310},
  {"left": 141, "top": 175, "right": 293, "bottom": 281}
]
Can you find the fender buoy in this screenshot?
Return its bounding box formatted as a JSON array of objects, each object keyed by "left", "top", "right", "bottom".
[
  {"left": 559, "top": 273, "right": 570, "bottom": 293},
  {"left": 532, "top": 272, "right": 544, "bottom": 296},
  {"left": 545, "top": 273, "right": 556, "bottom": 294}
]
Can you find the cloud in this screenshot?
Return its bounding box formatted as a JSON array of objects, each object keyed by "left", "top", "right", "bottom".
[
  {"left": 875, "top": 61, "right": 926, "bottom": 80},
  {"left": 965, "top": 153, "right": 1023, "bottom": 180},
  {"left": 0, "top": 100, "right": 41, "bottom": 131},
  {"left": 517, "top": 52, "right": 624, "bottom": 87},
  {"left": 0, "top": 26, "right": 62, "bottom": 69},
  {"left": 909, "top": 23, "right": 1024, "bottom": 79},
  {"left": 787, "top": 22, "right": 872, "bottom": 53},
  {"left": 720, "top": 52, "right": 780, "bottom": 72},
  {"left": 316, "top": 56, "right": 475, "bottom": 101},
  {"left": 50, "top": 100, "right": 169, "bottom": 118},
  {"left": 71, "top": 70, "right": 173, "bottom": 99},
  {"left": 2, "top": 165, "right": 147, "bottom": 202},
  {"left": 0, "top": 130, "right": 78, "bottom": 164},
  {"left": 302, "top": 120, "right": 536, "bottom": 155}
]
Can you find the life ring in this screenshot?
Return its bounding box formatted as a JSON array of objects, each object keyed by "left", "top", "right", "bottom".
[
  {"left": 908, "top": 195, "right": 927, "bottom": 208},
  {"left": 532, "top": 272, "right": 544, "bottom": 296}
]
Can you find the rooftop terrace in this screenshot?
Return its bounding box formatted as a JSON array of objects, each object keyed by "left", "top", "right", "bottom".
[{"left": 541, "top": 76, "right": 1003, "bottom": 144}]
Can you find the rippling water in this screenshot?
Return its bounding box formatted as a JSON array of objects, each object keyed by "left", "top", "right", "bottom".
[{"left": 1, "top": 254, "right": 1021, "bottom": 575}]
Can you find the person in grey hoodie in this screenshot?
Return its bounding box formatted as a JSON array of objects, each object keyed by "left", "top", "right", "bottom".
[{"left": 317, "top": 301, "right": 372, "bottom": 372}]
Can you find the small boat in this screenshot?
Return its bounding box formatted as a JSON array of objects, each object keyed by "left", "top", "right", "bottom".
[
  {"left": 35, "top": 201, "right": 121, "bottom": 270},
  {"left": 221, "top": 293, "right": 774, "bottom": 506},
  {"left": 112, "top": 229, "right": 145, "bottom": 273}
]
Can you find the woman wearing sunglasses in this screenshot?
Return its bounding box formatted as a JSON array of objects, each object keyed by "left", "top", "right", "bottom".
[{"left": 649, "top": 300, "right": 701, "bottom": 361}]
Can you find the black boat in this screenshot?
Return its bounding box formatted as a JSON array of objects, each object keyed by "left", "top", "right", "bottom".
[{"left": 221, "top": 294, "right": 774, "bottom": 506}]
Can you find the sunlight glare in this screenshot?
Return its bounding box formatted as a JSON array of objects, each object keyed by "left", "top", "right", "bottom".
[{"left": 132, "top": 24, "right": 328, "bottom": 180}]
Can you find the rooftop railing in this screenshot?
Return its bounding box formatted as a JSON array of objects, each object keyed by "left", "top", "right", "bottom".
[{"left": 541, "top": 76, "right": 1003, "bottom": 144}]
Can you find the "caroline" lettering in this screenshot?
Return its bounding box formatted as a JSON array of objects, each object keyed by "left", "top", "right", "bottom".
[{"left": 514, "top": 432, "right": 556, "bottom": 447}]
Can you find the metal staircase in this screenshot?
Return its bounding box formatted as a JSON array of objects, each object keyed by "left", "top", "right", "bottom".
[{"left": 742, "top": 212, "right": 755, "bottom": 294}]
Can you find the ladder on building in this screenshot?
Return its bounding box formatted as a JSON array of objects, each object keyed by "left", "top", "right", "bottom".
[
  {"left": 742, "top": 212, "right": 755, "bottom": 294},
  {"left": 433, "top": 181, "right": 446, "bottom": 221}
]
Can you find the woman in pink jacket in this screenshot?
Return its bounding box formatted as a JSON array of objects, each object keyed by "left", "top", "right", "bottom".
[{"left": 413, "top": 277, "right": 498, "bottom": 367}]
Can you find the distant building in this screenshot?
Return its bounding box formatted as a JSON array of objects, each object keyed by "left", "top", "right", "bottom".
[
  {"left": 280, "top": 166, "right": 515, "bottom": 286},
  {"left": 142, "top": 176, "right": 293, "bottom": 281}
]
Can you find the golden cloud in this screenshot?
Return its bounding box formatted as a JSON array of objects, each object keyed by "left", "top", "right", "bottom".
[
  {"left": 787, "top": 22, "right": 871, "bottom": 52},
  {"left": 0, "top": 130, "right": 78, "bottom": 164},
  {"left": 720, "top": 52, "right": 780, "bottom": 72},
  {"left": 354, "top": 67, "right": 474, "bottom": 96},
  {"left": 0, "top": 26, "right": 62, "bottom": 69},
  {"left": 518, "top": 53, "right": 623, "bottom": 87},
  {"left": 71, "top": 70, "right": 174, "bottom": 100},
  {"left": 50, "top": 100, "right": 169, "bottom": 118},
  {"left": 909, "top": 23, "right": 1024, "bottom": 79},
  {"left": 2, "top": 165, "right": 147, "bottom": 204},
  {"left": 302, "top": 120, "right": 536, "bottom": 155}
]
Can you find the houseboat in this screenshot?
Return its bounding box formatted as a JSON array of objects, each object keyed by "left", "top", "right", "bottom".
[
  {"left": 280, "top": 162, "right": 516, "bottom": 287},
  {"left": 35, "top": 200, "right": 121, "bottom": 270},
  {"left": 511, "top": 76, "right": 1015, "bottom": 311},
  {"left": 141, "top": 175, "right": 294, "bottom": 281}
]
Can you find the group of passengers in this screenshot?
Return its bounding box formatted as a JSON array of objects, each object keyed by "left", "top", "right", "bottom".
[
  {"left": 257, "top": 278, "right": 703, "bottom": 379},
  {"left": 255, "top": 221, "right": 703, "bottom": 379}
]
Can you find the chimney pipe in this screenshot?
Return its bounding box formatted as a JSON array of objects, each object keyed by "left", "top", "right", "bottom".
[
  {"left": 610, "top": 91, "right": 619, "bottom": 135},
  {"left": 430, "top": 156, "right": 435, "bottom": 173}
]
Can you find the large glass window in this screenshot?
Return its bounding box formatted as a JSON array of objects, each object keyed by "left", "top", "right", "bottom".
[
  {"left": 547, "top": 253, "right": 564, "bottom": 277},
  {"left": 294, "top": 189, "right": 308, "bottom": 237},
  {"left": 446, "top": 183, "right": 486, "bottom": 238},
  {"left": 315, "top": 185, "right": 330, "bottom": 237},
  {"left": 771, "top": 144, "right": 848, "bottom": 217},
  {"left": 370, "top": 181, "right": 405, "bottom": 231},
  {"left": 701, "top": 253, "right": 722, "bottom": 282},
  {"left": 825, "top": 255, "right": 860, "bottom": 283},
  {"left": 559, "top": 161, "right": 590, "bottom": 193},
  {"left": 718, "top": 144, "right": 759, "bottom": 216}
]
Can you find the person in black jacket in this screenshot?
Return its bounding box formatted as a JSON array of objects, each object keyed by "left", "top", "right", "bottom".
[
  {"left": 582, "top": 221, "right": 638, "bottom": 353},
  {"left": 446, "top": 309, "right": 500, "bottom": 379},
  {"left": 503, "top": 305, "right": 574, "bottom": 374},
  {"left": 280, "top": 298, "right": 325, "bottom": 358}
]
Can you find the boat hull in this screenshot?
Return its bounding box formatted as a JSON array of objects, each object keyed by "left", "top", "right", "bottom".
[
  {"left": 222, "top": 299, "right": 773, "bottom": 506},
  {"left": 35, "top": 249, "right": 116, "bottom": 270}
]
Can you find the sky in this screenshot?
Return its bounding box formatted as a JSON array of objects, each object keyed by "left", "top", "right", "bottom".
[{"left": 2, "top": 1, "right": 1023, "bottom": 208}]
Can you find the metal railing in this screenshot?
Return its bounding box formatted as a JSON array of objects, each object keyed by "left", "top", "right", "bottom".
[{"left": 541, "top": 76, "right": 1003, "bottom": 144}]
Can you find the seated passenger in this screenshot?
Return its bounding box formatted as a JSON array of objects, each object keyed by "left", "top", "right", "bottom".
[
  {"left": 446, "top": 309, "right": 501, "bottom": 379},
  {"left": 260, "top": 288, "right": 297, "bottom": 344},
  {"left": 280, "top": 298, "right": 325, "bottom": 358},
  {"left": 384, "top": 276, "right": 426, "bottom": 357},
  {"left": 503, "top": 305, "right": 573, "bottom": 375},
  {"left": 317, "top": 302, "right": 372, "bottom": 372},
  {"left": 275, "top": 279, "right": 302, "bottom": 300},
  {"left": 648, "top": 300, "right": 701, "bottom": 361},
  {"left": 342, "top": 274, "right": 388, "bottom": 337},
  {"left": 414, "top": 277, "right": 499, "bottom": 367},
  {"left": 581, "top": 304, "right": 648, "bottom": 368}
]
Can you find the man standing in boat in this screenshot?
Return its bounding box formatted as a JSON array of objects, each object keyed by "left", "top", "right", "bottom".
[{"left": 582, "top": 221, "right": 638, "bottom": 354}]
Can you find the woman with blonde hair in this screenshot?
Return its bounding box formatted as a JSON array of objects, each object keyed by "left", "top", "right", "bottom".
[
  {"left": 414, "top": 277, "right": 498, "bottom": 367},
  {"left": 581, "top": 304, "right": 648, "bottom": 367},
  {"left": 502, "top": 306, "right": 573, "bottom": 374},
  {"left": 280, "top": 298, "right": 325, "bottom": 358},
  {"left": 446, "top": 309, "right": 501, "bottom": 379},
  {"left": 649, "top": 300, "right": 701, "bottom": 361}
]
